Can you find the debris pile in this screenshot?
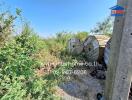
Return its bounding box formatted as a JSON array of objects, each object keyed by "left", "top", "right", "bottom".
[{"left": 67, "top": 35, "right": 99, "bottom": 62}]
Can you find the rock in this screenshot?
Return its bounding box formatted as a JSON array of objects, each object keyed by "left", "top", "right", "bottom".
[{"left": 90, "top": 70, "right": 106, "bottom": 80}]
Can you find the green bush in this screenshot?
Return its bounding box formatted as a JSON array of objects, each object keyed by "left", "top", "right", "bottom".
[
  {"left": 0, "top": 77, "right": 27, "bottom": 100},
  {"left": 75, "top": 31, "right": 89, "bottom": 41},
  {"left": 0, "top": 8, "right": 21, "bottom": 47},
  {"left": 0, "top": 23, "right": 73, "bottom": 100},
  {"left": 0, "top": 4, "right": 112, "bottom": 100}
]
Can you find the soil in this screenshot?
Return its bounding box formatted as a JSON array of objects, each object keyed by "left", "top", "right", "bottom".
[{"left": 56, "top": 67, "right": 105, "bottom": 100}]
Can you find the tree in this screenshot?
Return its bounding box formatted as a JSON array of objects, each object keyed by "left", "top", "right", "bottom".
[
  {"left": 0, "top": 8, "right": 22, "bottom": 46},
  {"left": 91, "top": 16, "right": 113, "bottom": 36}
]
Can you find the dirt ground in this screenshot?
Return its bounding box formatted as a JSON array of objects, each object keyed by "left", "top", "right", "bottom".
[
  {"left": 56, "top": 67, "right": 105, "bottom": 100},
  {"left": 55, "top": 35, "right": 109, "bottom": 100}
]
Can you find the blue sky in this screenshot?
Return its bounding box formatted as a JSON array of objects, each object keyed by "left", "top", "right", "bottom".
[{"left": 2, "top": 0, "right": 116, "bottom": 37}]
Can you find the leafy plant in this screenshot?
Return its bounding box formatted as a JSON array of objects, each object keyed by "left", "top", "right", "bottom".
[
  {"left": 75, "top": 31, "right": 89, "bottom": 41},
  {"left": 0, "top": 8, "right": 21, "bottom": 46},
  {"left": 91, "top": 16, "right": 113, "bottom": 36}
]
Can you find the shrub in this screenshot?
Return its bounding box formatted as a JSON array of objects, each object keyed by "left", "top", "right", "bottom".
[
  {"left": 0, "top": 23, "right": 70, "bottom": 100},
  {"left": 75, "top": 31, "right": 89, "bottom": 41},
  {"left": 0, "top": 8, "right": 21, "bottom": 47}
]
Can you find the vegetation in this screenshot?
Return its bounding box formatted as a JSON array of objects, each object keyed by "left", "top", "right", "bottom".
[
  {"left": 0, "top": 4, "right": 113, "bottom": 100},
  {"left": 90, "top": 16, "right": 113, "bottom": 36}
]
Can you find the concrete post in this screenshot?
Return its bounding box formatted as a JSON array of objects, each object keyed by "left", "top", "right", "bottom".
[{"left": 105, "top": 0, "right": 132, "bottom": 100}]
